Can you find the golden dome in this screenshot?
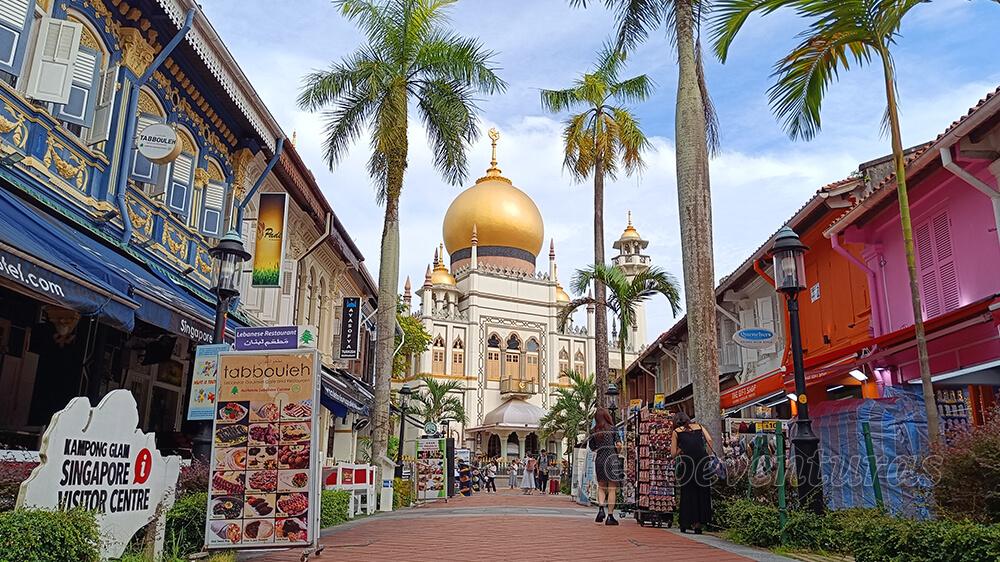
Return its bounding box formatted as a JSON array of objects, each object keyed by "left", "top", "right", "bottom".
[
  {"left": 556, "top": 284, "right": 570, "bottom": 304},
  {"left": 442, "top": 129, "right": 544, "bottom": 258},
  {"left": 620, "top": 210, "right": 641, "bottom": 240},
  {"left": 431, "top": 245, "right": 456, "bottom": 286}
]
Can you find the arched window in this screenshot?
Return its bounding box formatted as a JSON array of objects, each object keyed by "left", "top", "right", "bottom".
[
  {"left": 506, "top": 333, "right": 521, "bottom": 351},
  {"left": 525, "top": 433, "right": 539, "bottom": 456},
  {"left": 486, "top": 333, "right": 501, "bottom": 381},
  {"left": 525, "top": 338, "right": 540, "bottom": 383},
  {"left": 197, "top": 158, "right": 229, "bottom": 237},
  {"left": 525, "top": 338, "right": 539, "bottom": 353},
  {"left": 504, "top": 332, "right": 521, "bottom": 380},
  {"left": 487, "top": 434, "right": 501, "bottom": 458},
  {"left": 165, "top": 127, "right": 198, "bottom": 218},
  {"left": 304, "top": 267, "right": 316, "bottom": 325},
  {"left": 130, "top": 89, "right": 167, "bottom": 195},
  {"left": 432, "top": 335, "right": 446, "bottom": 374},
  {"left": 451, "top": 337, "right": 464, "bottom": 376},
  {"left": 574, "top": 350, "right": 586, "bottom": 377},
  {"left": 316, "top": 277, "right": 327, "bottom": 338},
  {"left": 558, "top": 349, "right": 570, "bottom": 384}
]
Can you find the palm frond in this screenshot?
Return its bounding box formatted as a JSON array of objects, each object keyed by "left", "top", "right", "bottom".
[
  {"left": 710, "top": 0, "right": 784, "bottom": 63},
  {"left": 609, "top": 107, "right": 649, "bottom": 176},
  {"left": 540, "top": 87, "right": 583, "bottom": 113},
  {"left": 413, "top": 31, "right": 506, "bottom": 95},
  {"left": 415, "top": 78, "right": 478, "bottom": 185},
  {"left": 609, "top": 73, "right": 654, "bottom": 105}
]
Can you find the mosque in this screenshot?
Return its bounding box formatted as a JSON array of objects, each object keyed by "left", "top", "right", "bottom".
[{"left": 397, "top": 129, "right": 654, "bottom": 459}]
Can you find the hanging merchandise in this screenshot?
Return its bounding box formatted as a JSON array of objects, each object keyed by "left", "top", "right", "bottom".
[
  {"left": 628, "top": 408, "right": 675, "bottom": 527},
  {"left": 935, "top": 388, "right": 971, "bottom": 435}
]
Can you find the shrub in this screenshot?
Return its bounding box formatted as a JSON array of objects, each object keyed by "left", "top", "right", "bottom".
[
  {"left": 0, "top": 461, "right": 36, "bottom": 512},
  {"left": 927, "top": 408, "right": 1000, "bottom": 523},
  {"left": 719, "top": 499, "right": 782, "bottom": 547},
  {"left": 320, "top": 490, "right": 351, "bottom": 528},
  {"left": 0, "top": 508, "right": 99, "bottom": 561},
  {"left": 175, "top": 459, "right": 210, "bottom": 499},
  {"left": 393, "top": 478, "right": 413, "bottom": 509},
  {"left": 165, "top": 492, "right": 208, "bottom": 557}
]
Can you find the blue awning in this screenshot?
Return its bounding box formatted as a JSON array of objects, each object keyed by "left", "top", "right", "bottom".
[
  {"left": 0, "top": 187, "right": 138, "bottom": 330},
  {"left": 321, "top": 369, "right": 371, "bottom": 418}
]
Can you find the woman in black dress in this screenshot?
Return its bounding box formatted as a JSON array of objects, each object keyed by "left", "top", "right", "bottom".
[
  {"left": 671, "top": 411, "right": 715, "bottom": 533},
  {"left": 588, "top": 407, "right": 623, "bottom": 526}
]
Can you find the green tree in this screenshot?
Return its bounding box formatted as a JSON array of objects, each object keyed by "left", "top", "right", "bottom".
[
  {"left": 411, "top": 376, "right": 468, "bottom": 424},
  {"left": 560, "top": 264, "right": 681, "bottom": 408},
  {"left": 539, "top": 370, "right": 597, "bottom": 467},
  {"left": 572, "top": 0, "right": 724, "bottom": 444},
  {"left": 394, "top": 298, "right": 432, "bottom": 378},
  {"left": 540, "top": 45, "right": 652, "bottom": 408},
  {"left": 299, "top": 0, "right": 505, "bottom": 467},
  {"left": 711, "top": 0, "right": 945, "bottom": 440}
]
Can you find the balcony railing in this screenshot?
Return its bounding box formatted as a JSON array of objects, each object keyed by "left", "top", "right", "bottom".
[{"left": 500, "top": 378, "right": 536, "bottom": 395}]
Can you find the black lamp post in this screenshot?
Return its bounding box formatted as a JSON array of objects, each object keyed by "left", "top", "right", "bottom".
[
  {"left": 606, "top": 382, "right": 620, "bottom": 422},
  {"left": 192, "top": 230, "right": 250, "bottom": 461},
  {"left": 395, "top": 383, "right": 413, "bottom": 478},
  {"left": 770, "top": 226, "right": 824, "bottom": 514}
]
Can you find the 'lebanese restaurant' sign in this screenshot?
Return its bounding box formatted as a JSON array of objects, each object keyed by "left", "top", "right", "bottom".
[
  {"left": 251, "top": 193, "right": 288, "bottom": 287},
  {"left": 339, "top": 297, "right": 360, "bottom": 359},
  {"left": 17, "top": 390, "right": 180, "bottom": 559},
  {"left": 235, "top": 325, "right": 317, "bottom": 351}
]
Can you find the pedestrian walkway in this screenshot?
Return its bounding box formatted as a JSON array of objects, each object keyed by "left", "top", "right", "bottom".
[{"left": 240, "top": 489, "right": 792, "bottom": 562}]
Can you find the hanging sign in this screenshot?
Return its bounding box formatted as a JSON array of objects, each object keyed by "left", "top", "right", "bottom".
[
  {"left": 653, "top": 394, "right": 666, "bottom": 410},
  {"left": 733, "top": 328, "right": 776, "bottom": 350},
  {"left": 17, "top": 390, "right": 181, "bottom": 559},
  {"left": 136, "top": 123, "right": 181, "bottom": 164},
  {"left": 339, "top": 297, "right": 360, "bottom": 359},
  {"left": 235, "top": 325, "right": 317, "bottom": 351},
  {"left": 206, "top": 350, "right": 321, "bottom": 550},
  {"left": 251, "top": 193, "right": 288, "bottom": 287},
  {"left": 188, "top": 343, "right": 231, "bottom": 421}
]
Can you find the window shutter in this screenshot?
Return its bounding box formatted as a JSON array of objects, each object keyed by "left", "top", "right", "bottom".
[
  {"left": 933, "top": 213, "right": 960, "bottom": 313},
  {"left": 199, "top": 180, "right": 226, "bottom": 237},
  {"left": 52, "top": 46, "right": 100, "bottom": 126},
  {"left": 914, "top": 212, "right": 961, "bottom": 320},
  {"left": 0, "top": 0, "right": 32, "bottom": 76},
  {"left": 738, "top": 308, "right": 757, "bottom": 363},
  {"left": 88, "top": 63, "right": 117, "bottom": 144},
  {"left": 167, "top": 152, "right": 193, "bottom": 216},
  {"left": 130, "top": 114, "right": 161, "bottom": 182},
  {"left": 756, "top": 297, "right": 776, "bottom": 354},
  {"left": 25, "top": 17, "right": 81, "bottom": 103},
  {"left": 281, "top": 260, "right": 294, "bottom": 296}
]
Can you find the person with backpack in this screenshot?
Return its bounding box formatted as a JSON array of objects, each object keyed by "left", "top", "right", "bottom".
[{"left": 536, "top": 449, "right": 550, "bottom": 494}]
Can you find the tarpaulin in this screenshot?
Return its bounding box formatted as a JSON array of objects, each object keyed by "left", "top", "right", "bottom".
[{"left": 812, "top": 386, "right": 931, "bottom": 518}]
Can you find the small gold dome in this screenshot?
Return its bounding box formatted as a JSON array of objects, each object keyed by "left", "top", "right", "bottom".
[
  {"left": 442, "top": 130, "right": 544, "bottom": 258},
  {"left": 431, "top": 245, "right": 456, "bottom": 286},
  {"left": 620, "top": 210, "right": 641, "bottom": 240},
  {"left": 556, "top": 284, "right": 570, "bottom": 304}
]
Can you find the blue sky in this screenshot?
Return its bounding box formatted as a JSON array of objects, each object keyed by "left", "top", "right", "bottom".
[{"left": 203, "top": 0, "right": 1000, "bottom": 339}]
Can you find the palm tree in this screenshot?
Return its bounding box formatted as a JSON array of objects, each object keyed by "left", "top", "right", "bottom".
[
  {"left": 540, "top": 45, "right": 652, "bottom": 408},
  {"left": 298, "top": 0, "right": 505, "bottom": 466},
  {"left": 539, "top": 370, "right": 597, "bottom": 470},
  {"left": 711, "top": 0, "right": 941, "bottom": 441},
  {"left": 571, "top": 0, "right": 724, "bottom": 444},
  {"left": 560, "top": 264, "right": 682, "bottom": 409},
  {"left": 412, "top": 376, "right": 468, "bottom": 425}
]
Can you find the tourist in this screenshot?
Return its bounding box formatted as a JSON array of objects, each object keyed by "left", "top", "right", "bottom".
[
  {"left": 509, "top": 458, "right": 520, "bottom": 489},
  {"left": 588, "top": 407, "right": 623, "bottom": 525},
  {"left": 485, "top": 459, "right": 498, "bottom": 493},
  {"left": 521, "top": 455, "right": 537, "bottom": 494},
  {"left": 536, "top": 448, "right": 550, "bottom": 494},
  {"left": 671, "top": 411, "right": 714, "bottom": 534},
  {"left": 547, "top": 454, "right": 561, "bottom": 494}
]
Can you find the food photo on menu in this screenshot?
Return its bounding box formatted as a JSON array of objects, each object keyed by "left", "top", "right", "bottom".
[
  {"left": 280, "top": 422, "right": 310, "bottom": 444},
  {"left": 215, "top": 447, "right": 247, "bottom": 471},
  {"left": 249, "top": 423, "right": 280, "bottom": 445},
  {"left": 251, "top": 401, "right": 281, "bottom": 423},
  {"left": 278, "top": 444, "right": 310, "bottom": 469},
  {"left": 211, "top": 496, "right": 243, "bottom": 520},
  {"left": 276, "top": 492, "right": 309, "bottom": 518},
  {"left": 247, "top": 469, "right": 279, "bottom": 493},
  {"left": 247, "top": 446, "right": 279, "bottom": 470},
  {"left": 282, "top": 399, "right": 312, "bottom": 421},
  {"left": 243, "top": 519, "right": 275, "bottom": 542},
  {"left": 245, "top": 494, "right": 276, "bottom": 517},
  {"left": 276, "top": 517, "right": 309, "bottom": 543},
  {"left": 277, "top": 470, "right": 309, "bottom": 493},
  {"left": 210, "top": 520, "right": 243, "bottom": 545}
]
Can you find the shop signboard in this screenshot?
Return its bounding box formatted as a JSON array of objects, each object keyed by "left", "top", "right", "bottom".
[
  {"left": 733, "top": 328, "right": 776, "bottom": 350},
  {"left": 629, "top": 399, "right": 643, "bottom": 416},
  {"left": 725, "top": 417, "right": 784, "bottom": 435},
  {"left": 205, "top": 350, "right": 320, "bottom": 551},
  {"left": 234, "top": 325, "right": 317, "bottom": 351},
  {"left": 653, "top": 393, "right": 666, "bottom": 410},
  {"left": 188, "top": 343, "right": 231, "bottom": 421},
  {"left": 251, "top": 193, "right": 288, "bottom": 287},
  {"left": 415, "top": 438, "right": 446, "bottom": 500},
  {"left": 17, "top": 390, "right": 181, "bottom": 559},
  {"left": 339, "top": 297, "right": 360, "bottom": 359},
  {"left": 136, "top": 123, "right": 181, "bottom": 164}
]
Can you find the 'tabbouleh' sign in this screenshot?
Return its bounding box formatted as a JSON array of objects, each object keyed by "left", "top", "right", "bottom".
[{"left": 17, "top": 390, "right": 181, "bottom": 559}]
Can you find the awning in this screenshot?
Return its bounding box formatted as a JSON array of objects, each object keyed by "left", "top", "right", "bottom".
[
  {"left": 0, "top": 186, "right": 138, "bottom": 330},
  {"left": 908, "top": 358, "right": 1000, "bottom": 387},
  {"left": 320, "top": 368, "right": 371, "bottom": 418}
]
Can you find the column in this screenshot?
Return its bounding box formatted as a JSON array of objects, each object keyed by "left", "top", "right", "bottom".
[{"left": 517, "top": 432, "right": 525, "bottom": 458}]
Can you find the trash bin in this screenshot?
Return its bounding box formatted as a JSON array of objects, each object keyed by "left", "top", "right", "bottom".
[{"left": 378, "top": 455, "right": 396, "bottom": 512}]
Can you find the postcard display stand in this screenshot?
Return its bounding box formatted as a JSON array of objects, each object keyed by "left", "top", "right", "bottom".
[{"left": 629, "top": 408, "right": 675, "bottom": 528}]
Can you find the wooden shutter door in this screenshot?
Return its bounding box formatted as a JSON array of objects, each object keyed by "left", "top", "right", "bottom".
[
  {"left": 200, "top": 181, "right": 226, "bottom": 237},
  {"left": 932, "top": 212, "right": 960, "bottom": 313},
  {"left": 915, "top": 219, "right": 940, "bottom": 319},
  {"left": 167, "top": 153, "right": 193, "bottom": 215},
  {"left": 756, "top": 297, "right": 776, "bottom": 354},
  {"left": 0, "top": 0, "right": 33, "bottom": 76},
  {"left": 25, "top": 17, "right": 81, "bottom": 103},
  {"left": 89, "top": 63, "right": 118, "bottom": 144}
]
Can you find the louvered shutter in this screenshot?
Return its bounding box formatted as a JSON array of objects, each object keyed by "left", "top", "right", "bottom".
[
  {"left": 25, "top": 17, "right": 81, "bottom": 103},
  {"left": 88, "top": 63, "right": 117, "bottom": 144},
  {"left": 756, "top": 297, "right": 776, "bottom": 354},
  {"left": 52, "top": 45, "right": 99, "bottom": 126},
  {"left": 915, "top": 211, "right": 960, "bottom": 320},
  {"left": 0, "top": 0, "right": 33, "bottom": 76},
  {"left": 738, "top": 308, "right": 757, "bottom": 363},
  {"left": 130, "top": 114, "right": 160, "bottom": 182},
  {"left": 933, "top": 213, "right": 960, "bottom": 313},
  {"left": 199, "top": 180, "right": 226, "bottom": 237},
  {"left": 167, "top": 152, "right": 194, "bottom": 216}
]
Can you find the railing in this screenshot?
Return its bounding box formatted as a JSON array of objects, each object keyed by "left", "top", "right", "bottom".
[{"left": 500, "top": 378, "right": 536, "bottom": 395}]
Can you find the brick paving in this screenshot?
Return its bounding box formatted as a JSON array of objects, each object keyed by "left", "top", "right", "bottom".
[{"left": 239, "top": 489, "right": 775, "bottom": 562}]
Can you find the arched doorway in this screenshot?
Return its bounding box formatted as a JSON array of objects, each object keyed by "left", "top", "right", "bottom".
[
  {"left": 525, "top": 433, "right": 539, "bottom": 456},
  {"left": 487, "top": 434, "right": 501, "bottom": 458},
  {"left": 506, "top": 434, "right": 519, "bottom": 458}
]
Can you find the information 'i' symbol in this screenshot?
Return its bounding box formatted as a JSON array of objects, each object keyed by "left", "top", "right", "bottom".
[{"left": 133, "top": 448, "right": 153, "bottom": 484}]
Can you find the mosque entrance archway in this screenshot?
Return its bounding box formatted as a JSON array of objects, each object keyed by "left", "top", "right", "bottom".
[
  {"left": 525, "top": 433, "right": 539, "bottom": 456},
  {"left": 487, "top": 434, "right": 501, "bottom": 458},
  {"left": 506, "top": 433, "right": 519, "bottom": 458}
]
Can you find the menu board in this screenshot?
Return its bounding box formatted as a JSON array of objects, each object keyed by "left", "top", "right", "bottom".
[
  {"left": 205, "top": 350, "right": 320, "bottom": 550},
  {"left": 416, "top": 438, "right": 446, "bottom": 500}
]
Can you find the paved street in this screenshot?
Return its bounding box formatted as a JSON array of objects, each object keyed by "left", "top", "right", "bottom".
[{"left": 240, "top": 490, "right": 792, "bottom": 562}]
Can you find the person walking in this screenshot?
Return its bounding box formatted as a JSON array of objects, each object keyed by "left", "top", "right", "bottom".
[
  {"left": 536, "top": 449, "right": 550, "bottom": 494},
  {"left": 485, "top": 459, "right": 498, "bottom": 493},
  {"left": 548, "top": 454, "right": 561, "bottom": 494},
  {"left": 671, "top": 411, "right": 715, "bottom": 534},
  {"left": 521, "top": 455, "right": 537, "bottom": 495},
  {"left": 588, "top": 407, "right": 623, "bottom": 525},
  {"left": 508, "top": 458, "right": 520, "bottom": 489}
]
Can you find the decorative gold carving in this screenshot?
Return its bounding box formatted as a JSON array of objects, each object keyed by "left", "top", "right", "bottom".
[
  {"left": 163, "top": 223, "right": 188, "bottom": 259},
  {"left": 118, "top": 27, "right": 155, "bottom": 76},
  {"left": 208, "top": 160, "right": 225, "bottom": 182},
  {"left": 177, "top": 129, "right": 196, "bottom": 155},
  {"left": 126, "top": 203, "right": 151, "bottom": 236},
  {"left": 44, "top": 137, "right": 87, "bottom": 190},
  {"left": 194, "top": 167, "right": 209, "bottom": 188},
  {"left": 196, "top": 253, "right": 212, "bottom": 274},
  {"left": 37, "top": 0, "right": 51, "bottom": 11},
  {"left": 76, "top": 22, "right": 101, "bottom": 51},
  {"left": 136, "top": 89, "right": 163, "bottom": 117},
  {"left": 0, "top": 103, "right": 26, "bottom": 148},
  {"left": 231, "top": 148, "right": 253, "bottom": 200}
]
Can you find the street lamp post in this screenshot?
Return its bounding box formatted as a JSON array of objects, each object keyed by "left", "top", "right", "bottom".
[
  {"left": 395, "top": 383, "right": 413, "bottom": 478},
  {"left": 192, "top": 229, "right": 251, "bottom": 461},
  {"left": 770, "top": 226, "right": 824, "bottom": 514}
]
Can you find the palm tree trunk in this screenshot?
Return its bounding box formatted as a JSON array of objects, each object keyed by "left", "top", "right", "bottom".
[
  {"left": 594, "top": 152, "right": 610, "bottom": 407},
  {"left": 372, "top": 137, "right": 408, "bottom": 481},
  {"left": 879, "top": 49, "right": 940, "bottom": 443},
  {"left": 675, "top": 0, "right": 722, "bottom": 445}
]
